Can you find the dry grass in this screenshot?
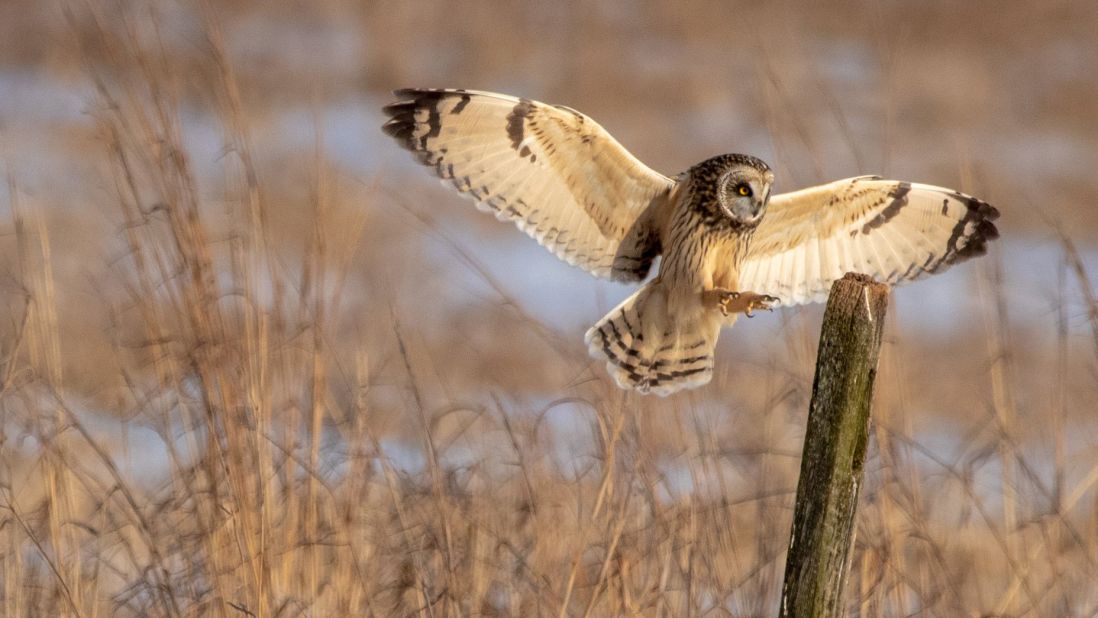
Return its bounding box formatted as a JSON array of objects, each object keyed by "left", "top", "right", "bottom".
[{"left": 1, "top": 1, "right": 1096, "bottom": 616}]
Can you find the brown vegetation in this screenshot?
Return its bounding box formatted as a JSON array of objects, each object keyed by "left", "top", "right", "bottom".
[{"left": 1, "top": 1, "right": 1096, "bottom": 615}]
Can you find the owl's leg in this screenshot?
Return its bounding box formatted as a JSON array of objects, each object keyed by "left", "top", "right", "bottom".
[{"left": 707, "top": 289, "right": 779, "bottom": 317}]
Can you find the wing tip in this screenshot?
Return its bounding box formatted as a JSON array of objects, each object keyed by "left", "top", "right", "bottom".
[
  {"left": 390, "top": 87, "right": 472, "bottom": 101},
  {"left": 379, "top": 117, "right": 417, "bottom": 149},
  {"left": 955, "top": 218, "right": 1000, "bottom": 260},
  {"left": 963, "top": 194, "right": 1000, "bottom": 221},
  {"left": 381, "top": 89, "right": 446, "bottom": 127},
  {"left": 965, "top": 194, "right": 1000, "bottom": 240},
  {"left": 948, "top": 194, "right": 1001, "bottom": 261},
  {"left": 391, "top": 87, "right": 439, "bottom": 98},
  {"left": 382, "top": 88, "right": 482, "bottom": 147},
  {"left": 380, "top": 94, "right": 418, "bottom": 145},
  {"left": 381, "top": 100, "right": 414, "bottom": 115}
]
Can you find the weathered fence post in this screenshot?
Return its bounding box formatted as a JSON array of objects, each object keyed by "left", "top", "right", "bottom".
[{"left": 779, "top": 272, "right": 890, "bottom": 618}]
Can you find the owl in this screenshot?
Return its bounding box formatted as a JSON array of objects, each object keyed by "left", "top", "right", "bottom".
[{"left": 382, "top": 89, "right": 999, "bottom": 396}]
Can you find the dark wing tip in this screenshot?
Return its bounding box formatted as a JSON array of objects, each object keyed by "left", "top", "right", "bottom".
[
  {"left": 382, "top": 88, "right": 473, "bottom": 145},
  {"left": 966, "top": 196, "right": 1001, "bottom": 243},
  {"left": 380, "top": 117, "right": 414, "bottom": 143},
  {"left": 978, "top": 217, "right": 1000, "bottom": 242},
  {"left": 392, "top": 87, "right": 467, "bottom": 101},
  {"left": 381, "top": 89, "right": 433, "bottom": 128},
  {"left": 968, "top": 196, "right": 1000, "bottom": 221},
  {"left": 391, "top": 87, "right": 431, "bottom": 99},
  {"left": 978, "top": 218, "right": 999, "bottom": 240},
  {"left": 381, "top": 100, "right": 415, "bottom": 116},
  {"left": 381, "top": 92, "right": 432, "bottom": 146},
  {"left": 951, "top": 196, "right": 1001, "bottom": 260},
  {"left": 380, "top": 99, "right": 417, "bottom": 146},
  {"left": 955, "top": 223, "right": 997, "bottom": 259}
]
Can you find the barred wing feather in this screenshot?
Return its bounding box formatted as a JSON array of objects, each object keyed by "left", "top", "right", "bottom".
[
  {"left": 741, "top": 177, "right": 999, "bottom": 305},
  {"left": 382, "top": 88, "right": 674, "bottom": 281}
]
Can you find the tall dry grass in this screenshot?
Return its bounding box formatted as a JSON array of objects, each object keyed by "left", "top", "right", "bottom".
[{"left": 0, "top": 2, "right": 1096, "bottom": 617}]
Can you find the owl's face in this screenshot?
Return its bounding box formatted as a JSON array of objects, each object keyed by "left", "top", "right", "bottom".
[
  {"left": 716, "top": 163, "right": 774, "bottom": 227},
  {"left": 687, "top": 154, "right": 775, "bottom": 228}
]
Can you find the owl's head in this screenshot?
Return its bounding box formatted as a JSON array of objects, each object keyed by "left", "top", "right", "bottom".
[{"left": 690, "top": 154, "right": 775, "bottom": 228}]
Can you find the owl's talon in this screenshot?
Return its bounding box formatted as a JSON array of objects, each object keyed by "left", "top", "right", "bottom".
[
  {"left": 716, "top": 290, "right": 740, "bottom": 316},
  {"left": 717, "top": 291, "right": 779, "bottom": 317}
]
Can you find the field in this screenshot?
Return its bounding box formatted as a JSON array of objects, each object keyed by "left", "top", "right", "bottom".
[{"left": 1, "top": 1, "right": 1097, "bottom": 615}]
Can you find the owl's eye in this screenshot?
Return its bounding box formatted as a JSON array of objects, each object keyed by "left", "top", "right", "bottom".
[{"left": 736, "top": 183, "right": 752, "bottom": 197}]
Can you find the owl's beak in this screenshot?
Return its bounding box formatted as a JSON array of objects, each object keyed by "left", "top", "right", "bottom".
[
  {"left": 752, "top": 192, "right": 768, "bottom": 217},
  {"left": 755, "top": 186, "right": 772, "bottom": 215},
  {"left": 738, "top": 199, "right": 766, "bottom": 226}
]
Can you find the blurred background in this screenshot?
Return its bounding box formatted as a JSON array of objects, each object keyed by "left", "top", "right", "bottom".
[{"left": 1, "top": 0, "right": 1096, "bottom": 615}]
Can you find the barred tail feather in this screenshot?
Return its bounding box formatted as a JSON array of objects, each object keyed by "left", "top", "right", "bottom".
[{"left": 584, "top": 282, "right": 724, "bottom": 396}]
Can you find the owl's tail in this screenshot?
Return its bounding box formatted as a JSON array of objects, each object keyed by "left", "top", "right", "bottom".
[{"left": 585, "top": 281, "right": 727, "bottom": 396}]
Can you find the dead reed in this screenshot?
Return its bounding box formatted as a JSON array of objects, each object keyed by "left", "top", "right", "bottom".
[{"left": 0, "top": 2, "right": 1096, "bottom": 616}]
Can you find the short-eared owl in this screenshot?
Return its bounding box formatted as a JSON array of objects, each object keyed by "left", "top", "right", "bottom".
[{"left": 382, "top": 89, "right": 999, "bottom": 396}]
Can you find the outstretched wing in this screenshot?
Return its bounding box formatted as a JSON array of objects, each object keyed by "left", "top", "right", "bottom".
[
  {"left": 383, "top": 88, "right": 674, "bottom": 281},
  {"left": 740, "top": 176, "right": 999, "bottom": 305}
]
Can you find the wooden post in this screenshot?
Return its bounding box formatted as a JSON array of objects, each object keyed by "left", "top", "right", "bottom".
[{"left": 779, "top": 272, "right": 890, "bottom": 618}]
